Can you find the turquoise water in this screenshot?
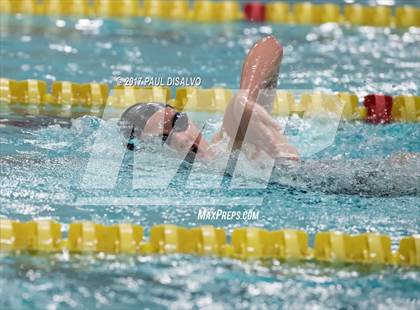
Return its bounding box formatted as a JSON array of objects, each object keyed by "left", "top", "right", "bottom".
[{"left": 1, "top": 11, "right": 420, "bottom": 310}]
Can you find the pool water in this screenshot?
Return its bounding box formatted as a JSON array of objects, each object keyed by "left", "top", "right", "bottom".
[{"left": 1, "top": 8, "right": 420, "bottom": 310}]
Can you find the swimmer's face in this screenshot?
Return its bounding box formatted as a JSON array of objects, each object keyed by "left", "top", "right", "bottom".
[{"left": 141, "top": 107, "right": 213, "bottom": 160}]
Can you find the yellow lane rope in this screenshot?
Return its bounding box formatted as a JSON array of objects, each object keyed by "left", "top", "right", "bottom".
[
  {"left": 1, "top": 78, "right": 419, "bottom": 121},
  {"left": 0, "top": 219, "right": 418, "bottom": 266},
  {"left": 1, "top": 1, "right": 419, "bottom": 28}
]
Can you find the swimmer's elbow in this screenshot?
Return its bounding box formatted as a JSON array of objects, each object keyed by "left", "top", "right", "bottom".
[{"left": 262, "top": 35, "right": 283, "bottom": 60}]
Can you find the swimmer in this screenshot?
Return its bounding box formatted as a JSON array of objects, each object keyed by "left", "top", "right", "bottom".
[
  {"left": 119, "top": 35, "right": 299, "bottom": 162},
  {"left": 118, "top": 35, "right": 419, "bottom": 197}
]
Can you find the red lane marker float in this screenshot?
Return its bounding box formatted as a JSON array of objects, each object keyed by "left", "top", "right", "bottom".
[
  {"left": 364, "top": 94, "right": 393, "bottom": 124},
  {"left": 244, "top": 2, "right": 266, "bottom": 22}
]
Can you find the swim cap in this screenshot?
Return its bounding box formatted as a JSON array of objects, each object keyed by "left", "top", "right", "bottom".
[
  {"left": 119, "top": 102, "right": 193, "bottom": 152},
  {"left": 119, "top": 102, "right": 166, "bottom": 139}
]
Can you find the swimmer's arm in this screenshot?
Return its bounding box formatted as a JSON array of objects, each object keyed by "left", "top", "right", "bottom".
[
  {"left": 239, "top": 36, "right": 283, "bottom": 102},
  {"left": 233, "top": 96, "right": 299, "bottom": 160},
  {"left": 235, "top": 36, "right": 298, "bottom": 160},
  {"left": 217, "top": 36, "right": 299, "bottom": 160}
]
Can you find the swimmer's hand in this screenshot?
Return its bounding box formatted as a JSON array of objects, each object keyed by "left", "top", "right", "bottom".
[{"left": 222, "top": 94, "right": 299, "bottom": 161}]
